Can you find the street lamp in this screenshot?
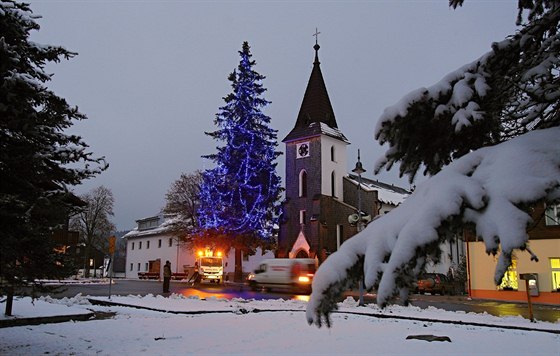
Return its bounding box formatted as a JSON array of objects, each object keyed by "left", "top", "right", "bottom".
[{"left": 352, "top": 149, "right": 366, "bottom": 306}]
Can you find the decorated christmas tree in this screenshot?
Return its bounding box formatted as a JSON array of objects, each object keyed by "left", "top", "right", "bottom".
[{"left": 198, "top": 42, "right": 282, "bottom": 281}]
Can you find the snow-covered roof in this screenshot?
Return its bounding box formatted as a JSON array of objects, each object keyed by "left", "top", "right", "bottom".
[
  {"left": 346, "top": 174, "right": 410, "bottom": 205},
  {"left": 283, "top": 122, "right": 349, "bottom": 143},
  {"left": 122, "top": 213, "right": 177, "bottom": 239}
]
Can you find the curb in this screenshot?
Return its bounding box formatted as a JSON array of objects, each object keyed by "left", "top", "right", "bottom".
[
  {"left": 87, "top": 298, "right": 559, "bottom": 335},
  {"left": 0, "top": 312, "right": 94, "bottom": 328}
]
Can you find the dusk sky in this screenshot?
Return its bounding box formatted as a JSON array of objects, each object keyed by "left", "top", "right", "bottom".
[{"left": 28, "top": 0, "right": 518, "bottom": 230}]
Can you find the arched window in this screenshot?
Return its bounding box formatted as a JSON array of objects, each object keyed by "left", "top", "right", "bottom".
[
  {"left": 331, "top": 171, "right": 336, "bottom": 197},
  {"left": 299, "top": 170, "right": 308, "bottom": 197},
  {"left": 331, "top": 145, "right": 335, "bottom": 161}
]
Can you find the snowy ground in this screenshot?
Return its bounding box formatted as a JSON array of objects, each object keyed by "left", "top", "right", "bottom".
[{"left": 1, "top": 294, "right": 558, "bottom": 355}]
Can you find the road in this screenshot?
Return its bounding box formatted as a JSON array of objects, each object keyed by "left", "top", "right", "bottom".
[{"left": 28, "top": 279, "right": 560, "bottom": 323}]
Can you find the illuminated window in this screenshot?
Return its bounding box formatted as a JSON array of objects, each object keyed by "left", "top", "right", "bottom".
[
  {"left": 545, "top": 204, "right": 560, "bottom": 226},
  {"left": 551, "top": 258, "right": 560, "bottom": 291},
  {"left": 499, "top": 259, "right": 518, "bottom": 290},
  {"left": 299, "top": 170, "right": 307, "bottom": 197}
]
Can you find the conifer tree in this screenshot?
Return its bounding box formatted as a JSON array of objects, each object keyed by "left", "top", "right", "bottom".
[
  {"left": 198, "top": 42, "right": 282, "bottom": 281},
  {"left": 307, "top": 1, "right": 560, "bottom": 327},
  {"left": 0, "top": 1, "right": 107, "bottom": 315}
]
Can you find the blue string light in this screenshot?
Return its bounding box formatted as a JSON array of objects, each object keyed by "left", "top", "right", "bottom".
[{"left": 198, "top": 42, "right": 282, "bottom": 243}]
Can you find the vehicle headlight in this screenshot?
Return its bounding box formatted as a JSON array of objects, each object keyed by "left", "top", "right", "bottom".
[{"left": 298, "top": 276, "right": 310, "bottom": 283}]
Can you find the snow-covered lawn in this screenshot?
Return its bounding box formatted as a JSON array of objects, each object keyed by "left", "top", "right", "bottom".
[{"left": 1, "top": 294, "right": 558, "bottom": 355}]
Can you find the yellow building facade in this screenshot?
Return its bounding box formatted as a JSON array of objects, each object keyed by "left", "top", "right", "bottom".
[{"left": 466, "top": 204, "right": 560, "bottom": 305}]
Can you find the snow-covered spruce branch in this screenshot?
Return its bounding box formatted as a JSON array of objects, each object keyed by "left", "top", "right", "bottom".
[{"left": 307, "top": 127, "right": 560, "bottom": 327}]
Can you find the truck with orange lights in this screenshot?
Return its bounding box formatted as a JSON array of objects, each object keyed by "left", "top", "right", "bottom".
[
  {"left": 194, "top": 249, "right": 225, "bottom": 284},
  {"left": 247, "top": 258, "right": 316, "bottom": 294}
]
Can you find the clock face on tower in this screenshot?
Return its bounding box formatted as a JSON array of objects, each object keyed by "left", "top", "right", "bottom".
[{"left": 296, "top": 142, "right": 310, "bottom": 159}]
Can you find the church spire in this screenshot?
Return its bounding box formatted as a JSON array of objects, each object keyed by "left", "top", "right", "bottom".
[{"left": 283, "top": 30, "right": 347, "bottom": 143}]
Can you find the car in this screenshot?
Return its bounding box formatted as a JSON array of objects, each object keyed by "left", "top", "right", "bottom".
[{"left": 416, "top": 273, "right": 453, "bottom": 295}]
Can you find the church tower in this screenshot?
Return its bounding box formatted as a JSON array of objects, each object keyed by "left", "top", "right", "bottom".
[{"left": 277, "top": 39, "right": 350, "bottom": 260}]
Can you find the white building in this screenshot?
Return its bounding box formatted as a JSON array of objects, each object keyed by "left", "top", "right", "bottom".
[{"left": 123, "top": 213, "right": 274, "bottom": 280}]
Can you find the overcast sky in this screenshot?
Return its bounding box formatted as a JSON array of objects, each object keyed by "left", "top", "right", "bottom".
[{"left": 28, "top": 0, "right": 518, "bottom": 230}]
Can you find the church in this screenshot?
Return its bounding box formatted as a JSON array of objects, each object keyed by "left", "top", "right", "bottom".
[{"left": 277, "top": 39, "right": 410, "bottom": 263}]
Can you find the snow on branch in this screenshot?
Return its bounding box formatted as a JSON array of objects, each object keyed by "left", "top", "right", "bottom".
[
  {"left": 374, "top": 6, "right": 560, "bottom": 182},
  {"left": 307, "top": 127, "right": 560, "bottom": 327}
]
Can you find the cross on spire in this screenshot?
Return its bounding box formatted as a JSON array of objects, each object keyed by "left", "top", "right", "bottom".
[{"left": 313, "top": 28, "right": 321, "bottom": 45}]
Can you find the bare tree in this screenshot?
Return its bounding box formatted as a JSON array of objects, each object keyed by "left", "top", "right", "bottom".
[
  {"left": 71, "top": 186, "right": 115, "bottom": 277},
  {"left": 164, "top": 171, "right": 203, "bottom": 242}
]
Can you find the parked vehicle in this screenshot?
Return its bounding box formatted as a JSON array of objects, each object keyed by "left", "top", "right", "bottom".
[
  {"left": 416, "top": 273, "right": 454, "bottom": 295},
  {"left": 247, "top": 258, "right": 316, "bottom": 294}
]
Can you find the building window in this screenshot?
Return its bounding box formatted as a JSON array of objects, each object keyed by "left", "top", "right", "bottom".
[
  {"left": 551, "top": 258, "right": 560, "bottom": 291},
  {"left": 147, "top": 241, "right": 150, "bottom": 249},
  {"left": 499, "top": 259, "right": 518, "bottom": 290},
  {"left": 145, "top": 263, "right": 148, "bottom": 271},
  {"left": 130, "top": 263, "right": 133, "bottom": 271},
  {"left": 331, "top": 145, "right": 335, "bottom": 162},
  {"left": 299, "top": 170, "right": 307, "bottom": 197},
  {"left": 331, "top": 171, "right": 336, "bottom": 197},
  {"left": 131, "top": 242, "right": 134, "bottom": 250},
  {"left": 169, "top": 238, "right": 173, "bottom": 247},
  {"left": 158, "top": 239, "right": 162, "bottom": 248},
  {"left": 299, "top": 210, "right": 306, "bottom": 225},
  {"left": 336, "top": 224, "right": 343, "bottom": 250},
  {"left": 137, "top": 263, "right": 141, "bottom": 271},
  {"left": 545, "top": 204, "right": 560, "bottom": 226},
  {"left": 139, "top": 241, "right": 142, "bottom": 249}
]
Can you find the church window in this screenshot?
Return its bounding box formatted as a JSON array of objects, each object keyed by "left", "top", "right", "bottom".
[
  {"left": 336, "top": 224, "right": 343, "bottom": 250},
  {"left": 331, "top": 145, "right": 335, "bottom": 162},
  {"left": 331, "top": 171, "right": 336, "bottom": 197},
  {"left": 299, "top": 170, "right": 308, "bottom": 197},
  {"left": 299, "top": 210, "right": 306, "bottom": 225}
]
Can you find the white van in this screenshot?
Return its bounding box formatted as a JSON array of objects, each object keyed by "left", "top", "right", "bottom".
[{"left": 247, "top": 258, "right": 317, "bottom": 294}]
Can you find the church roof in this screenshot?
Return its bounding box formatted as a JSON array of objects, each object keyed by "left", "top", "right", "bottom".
[
  {"left": 283, "top": 43, "right": 348, "bottom": 143},
  {"left": 346, "top": 174, "right": 411, "bottom": 205}
]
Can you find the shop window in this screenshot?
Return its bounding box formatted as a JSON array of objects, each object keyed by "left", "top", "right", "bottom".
[
  {"left": 545, "top": 204, "right": 560, "bottom": 226},
  {"left": 499, "top": 259, "right": 518, "bottom": 290},
  {"left": 551, "top": 258, "right": 560, "bottom": 291}
]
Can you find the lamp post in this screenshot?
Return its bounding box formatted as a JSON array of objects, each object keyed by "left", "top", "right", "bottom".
[{"left": 352, "top": 149, "right": 366, "bottom": 306}]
